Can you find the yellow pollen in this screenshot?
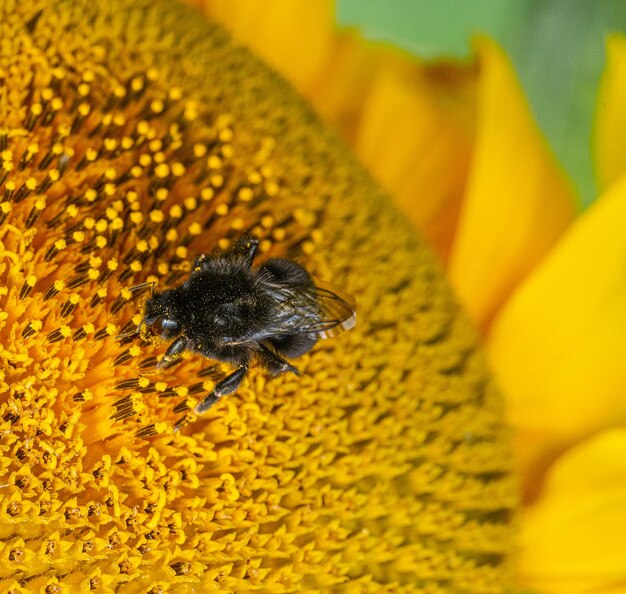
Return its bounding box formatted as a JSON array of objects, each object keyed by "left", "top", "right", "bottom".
[
  {"left": 155, "top": 188, "right": 168, "bottom": 201},
  {"left": 248, "top": 171, "right": 262, "bottom": 184},
  {"left": 272, "top": 228, "right": 286, "bottom": 241},
  {"left": 193, "top": 143, "right": 207, "bottom": 157},
  {"left": 154, "top": 163, "right": 169, "bottom": 178},
  {"left": 230, "top": 218, "right": 245, "bottom": 231},
  {"left": 149, "top": 210, "right": 165, "bottom": 223},
  {"left": 210, "top": 173, "right": 224, "bottom": 187},
  {"left": 150, "top": 100, "right": 165, "bottom": 114},
  {"left": 219, "top": 128, "right": 233, "bottom": 142},
  {"left": 238, "top": 187, "right": 254, "bottom": 201},
  {"left": 265, "top": 180, "right": 279, "bottom": 196},
  {"left": 207, "top": 155, "right": 222, "bottom": 169},
  {"left": 171, "top": 162, "right": 185, "bottom": 176},
  {"left": 183, "top": 103, "right": 199, "bottom": 120},
  {"left": 104, "top": 138, "right": 117, "bottom": 151},
  {"left": 94, "top": 219, "right": 108, "bottom": 232}
]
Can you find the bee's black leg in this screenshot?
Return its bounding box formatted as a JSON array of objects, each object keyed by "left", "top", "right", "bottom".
[
  {"left": 259, "top": 343, "right": 299, "bottom": 376},
  {"left": 195, "top": 365, "right": 248, "bottom": 414},
  {"left": 156, "top": 335, "right": 188, "bottom": 369},
  {"left": 192, "top": 253, "right": 208, "bottom": 271},
  {"left": 241, "top": 238, "right": 259, "bottom": 267}
]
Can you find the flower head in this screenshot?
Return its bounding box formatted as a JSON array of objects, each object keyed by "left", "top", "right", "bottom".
[{"left": 0, "top": 1, "right": 515, "bottom": 592}]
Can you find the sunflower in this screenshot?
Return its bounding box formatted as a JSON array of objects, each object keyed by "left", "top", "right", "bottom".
[
  {"left": 0, "top": 1, "right": 517, "bottom": 593},
  {"left": 203, "top": 3, "right": 626, "bottom": 594}
]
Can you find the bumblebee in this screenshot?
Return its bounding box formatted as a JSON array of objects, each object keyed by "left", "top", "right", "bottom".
[{"left": 122, "top": 238, "right": 356, "bottom": 413}]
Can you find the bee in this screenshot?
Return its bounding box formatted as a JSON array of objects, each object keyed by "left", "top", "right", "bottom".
[{"left": 121, "top": 238, "right": 356, "bottom": 414}]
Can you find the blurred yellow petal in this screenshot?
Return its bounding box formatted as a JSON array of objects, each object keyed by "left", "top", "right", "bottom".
[
  {"left": 520, "top": 430, "right": 626, "bottom": 594},
  {"left": 198, "top": 0, "right": 335, "bottom": 94},
  {"left": 488, "top": 172, "right": 626, "bottom": 493},
  {"left": 594, "top": 33, "right": 626, "bottom": 191},
  {"left": 352, "top": 54, "right": 476, "bottom": 259},
  {"left": 448, "top": 37, "right": 576, "bottom": 329},
  {"left": 302, "top": 32, "right": 384, "bottom": 143}
]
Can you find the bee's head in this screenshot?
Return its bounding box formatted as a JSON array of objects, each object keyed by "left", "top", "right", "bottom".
[{"left": 143, "top": 289, "right": 181, "bottom": 339}]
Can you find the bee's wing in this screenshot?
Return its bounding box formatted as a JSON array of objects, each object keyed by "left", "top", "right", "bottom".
[
  {"left": 273, "top": 281, "right": 356, "bottom": 339},
  {"left": 309, "top": 283, "right": 356, "bottom": 338}
]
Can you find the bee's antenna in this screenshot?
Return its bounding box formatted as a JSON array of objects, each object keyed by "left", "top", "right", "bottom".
[
  {"left": 116, "top": 324, "right": 142, "bottom": 340},
  {"left": 128, "top": 281, "right": 156, "bottom": 295}
]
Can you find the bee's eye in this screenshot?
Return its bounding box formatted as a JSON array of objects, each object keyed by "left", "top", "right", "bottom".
[{"left": 161, "top": 318, "right": 179, "bottom": 334}]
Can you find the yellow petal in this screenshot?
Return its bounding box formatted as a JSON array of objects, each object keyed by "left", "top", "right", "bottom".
[
  {"left": 448, "top": 37, "right": 576, "bottom": 329},
  {"left": 198, "top": 0, "right": 335, "bottom": 94},
  {"left": 488, "top": 172, "right": 626, "bottom": 490},
  {"left": 520, "top": 430, "right": 626, "bottom": 594},
  {"left": 352, "top": 52, "right": 476, "bottom": 259},
  {"left": 594, "top": 33, "right": 626, "bottom": 191}
]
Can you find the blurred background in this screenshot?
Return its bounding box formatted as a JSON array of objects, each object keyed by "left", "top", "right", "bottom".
[{"left": 339, "top": 0, "right": 626, "bottom": 208}]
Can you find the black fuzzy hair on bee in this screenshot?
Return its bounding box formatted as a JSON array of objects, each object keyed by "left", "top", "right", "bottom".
[{"left": 122, "top": 237, "right": 356, "bottom": 414}]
